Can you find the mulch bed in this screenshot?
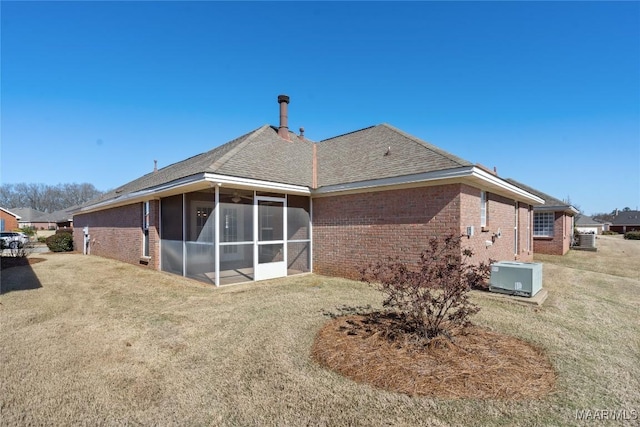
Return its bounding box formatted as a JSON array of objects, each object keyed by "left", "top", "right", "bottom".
[
  {"left": 311, "top": 314, "right": 556, "bottom": 400},
  {"left": 0, "top": 257, "right": 46, "bottom": 270}
]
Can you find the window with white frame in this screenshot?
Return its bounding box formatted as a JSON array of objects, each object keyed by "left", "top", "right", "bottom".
[
  {"left": 142, "top": 201, "right": 150, "bottom": 257},
  {"left": 480, "top": 191, "right": 488, "bottom": 228},
  {"left": 533, "top": 212, "right": 554, "bottom": 237}
]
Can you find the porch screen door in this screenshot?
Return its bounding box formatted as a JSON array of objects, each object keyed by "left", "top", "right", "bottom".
[{"left": 255, "top": 198, "right": 286, "bottom": 281}]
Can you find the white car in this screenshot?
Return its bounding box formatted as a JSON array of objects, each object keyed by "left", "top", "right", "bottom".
[{"left": 0, "top": 231, "right": 30, "bottom": 249}]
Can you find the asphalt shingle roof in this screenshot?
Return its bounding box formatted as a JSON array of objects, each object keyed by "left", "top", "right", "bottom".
[
  {"left": 88, "top": 125, "right": 315, "bottom": 206},
  {"left": 575, "top": 215, "right": 603, "bottom": 226},
  {"left": 9, "top": 207, "right": 47, "bottom": 222},
  {"left": 83, "top": 121, "right": 538, "bottom": 211},
  {"left": 317, "top": 124, "right": 472, "bottom": 187},
  {"left": 214, "top": 126, "right": 314, "bottom": 187},
  {"left": 504, "top": 179, "right": 572, "bottom": 209},
  {"left": 611, "top": 210, "right": 640, "bottom": 226}
]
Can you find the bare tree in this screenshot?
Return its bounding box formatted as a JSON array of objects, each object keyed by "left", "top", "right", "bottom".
[{"left": 0, "top": 183, "right": 103, "bottom": 212}]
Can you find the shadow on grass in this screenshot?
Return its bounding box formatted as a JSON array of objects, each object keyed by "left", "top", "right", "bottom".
[{"left": 0, "top": 257, "right": 45, "bottom": 294}]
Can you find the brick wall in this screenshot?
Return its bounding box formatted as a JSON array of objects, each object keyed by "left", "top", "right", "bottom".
[
  {"left": 312, "top": 184, "right": 533, "bottom": 280},
  {"left": 533, "top": 211, "right": 572, "bottom": 255},
  {"left": 459, "top": 185, "right": 533, "bottom": 265},
  {"left": 73, "top": 201, "right": 160, "bottom": 269},
  {"left": 610, "top": 225, "right": 640, "bottom": 233},
  {"left": 0, "top": 210, "right": 19, "bottom": 231},
  {"left": 73, "top": 185, "right": 537, "bottom": 281}
]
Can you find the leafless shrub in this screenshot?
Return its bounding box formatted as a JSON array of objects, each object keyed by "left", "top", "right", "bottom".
[{"left": 360, "top": 233, "right": 492, "bottom": 343}]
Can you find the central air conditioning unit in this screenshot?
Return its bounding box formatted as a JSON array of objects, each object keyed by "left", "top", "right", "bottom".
[{"left": 489, "top": 261, "right": 543, "bottom": 297}]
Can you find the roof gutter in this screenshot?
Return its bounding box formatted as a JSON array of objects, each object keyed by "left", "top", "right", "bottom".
[
  {"left": 203, "top": 173, "right": 310, "bottom": 195},
  {"left": 75, "top": 166, "right": 542, "bottom": 216},
  {"left": 313, "top": 166, "right": 545, "bottom": 205},
  {"left": 535, "top": 205, "right": 580, "bottom": 215},
  {"left": 75, "top": 173, "right": 311, "bottom": 215},
  {"left": 75, "top": 174, "right": 209, "bottom": 215}
]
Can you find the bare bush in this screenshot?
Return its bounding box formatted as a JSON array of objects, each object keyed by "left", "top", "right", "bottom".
[
  {"left": 360, "top": 233, "right": 492, "bottom": 342},
  {"left": 1, "top": 241, "right": 34, "bottom": 258}
]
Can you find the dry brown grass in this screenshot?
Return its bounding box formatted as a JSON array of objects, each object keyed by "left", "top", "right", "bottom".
[
  {"left": 0, "top": 235, "right": 638, "bottom": 426},
  {"left": 535, "top": 234, "right": 640, "bottom": 279},
  {"left": 311, "top": 316, "right": 555, "bottom": 400},
  {"left": 0, "top": 256, "right": 45, "bottom": 270}
]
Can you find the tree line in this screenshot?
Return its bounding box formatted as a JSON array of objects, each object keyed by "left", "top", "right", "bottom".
[{"left": 0, "top": 183, "right": 104, "bottom": 213}]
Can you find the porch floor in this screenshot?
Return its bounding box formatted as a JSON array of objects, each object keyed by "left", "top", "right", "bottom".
[{"left": 190, "top": 268, "right": 306, "bottom": 286}]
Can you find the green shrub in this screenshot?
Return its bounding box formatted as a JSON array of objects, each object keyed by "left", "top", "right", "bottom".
[
  {"left": 19, "top": 226, "right": 37, "bottom": 237},
  {"left": 624, "top": 231, "right": 640, "bottom": 240},
  {"left": 37, "top": 236, "right": 47, "bottom": 243},
  {"left": 602, "top": 230, "right": 618, "bottom": 235},
  {"left": 46, "top": 233, "right": 74, "bottom": 252}
]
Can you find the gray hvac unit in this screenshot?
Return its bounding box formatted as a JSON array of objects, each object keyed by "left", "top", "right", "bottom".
[{"left": 489, "top": 261, "right": 543, "bottom": 297}]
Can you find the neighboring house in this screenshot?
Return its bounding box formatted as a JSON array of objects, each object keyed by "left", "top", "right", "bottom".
[
  {"left": 0, "top": 207, "right": 21, "bottom": 231},
  {"left": 575, "top": 215, "right": 606, "bottom": 235},
  {"left": 10, "top": 207, "right": 51, "bottom": 230},
  {"left": 73, "top": 95, "right": 544, "bottom": 286},
  {"left": 505, "top": 179, "right": 579, "bottom": 255},
  {"left": 41, "top": 206, "right": 76, "bottom": 230},
  {"left": 609, "top": 210, "right": 640, "bottom": 233}
]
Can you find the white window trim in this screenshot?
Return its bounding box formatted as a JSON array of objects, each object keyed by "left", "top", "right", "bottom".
[
  {"left": 142, "top": 201, "right": 150, "bottom": 257},
  {"left": 480, "top": 191, "right": 488, "bottom": 228},
  {"left": 534, "top": 211, "right": 555, "bottom": 238}
]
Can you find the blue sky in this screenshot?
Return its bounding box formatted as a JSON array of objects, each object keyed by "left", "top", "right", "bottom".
[{"left": 1, "top": 1, "right": 638, "bottom": 215}]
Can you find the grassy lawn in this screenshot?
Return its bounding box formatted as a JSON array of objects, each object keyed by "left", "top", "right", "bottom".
[{"left": 1, "top": 235, "right": 638, "bottom": 426}]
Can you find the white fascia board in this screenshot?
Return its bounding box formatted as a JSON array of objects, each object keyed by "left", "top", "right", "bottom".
[
  {"left": 313, "top": 167, "right": 474, "bottom": 195},
  {"left": 469, "top": 167, "right": 545, "bottom": 204},
  {"left": 313, "top": 166, "right": 545, "bottom": 205},
  {"left": 0, "top": 207, "right": 21, "bottom": 219},
  {"left": 76, "top": 173, "right": 311, "bottom": 216},
  {"left": 204, "top": 173, "right": 311, "bottom": 195},
  {"left": 77, "top": 174, "right": 210, "bottom": 214},
  {"left": 535, "top": 205, "right": 580, "bottom": 215}
]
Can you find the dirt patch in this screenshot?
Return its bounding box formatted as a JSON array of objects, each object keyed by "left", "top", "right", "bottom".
[
  {"left": 311, "top": 314, "right": 556, "bottom": 400},
  {"left": 0, "top": 257, "right": 46, "bottom": 270}
]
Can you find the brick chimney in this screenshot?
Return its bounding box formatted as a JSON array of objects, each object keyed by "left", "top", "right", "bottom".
[{"left": 278, "top": 94, "right": 290, "bottom": 140}]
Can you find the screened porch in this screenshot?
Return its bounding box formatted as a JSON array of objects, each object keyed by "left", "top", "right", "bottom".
[{"left": 159, "top": 187, "right": 311, "bottom": 286}]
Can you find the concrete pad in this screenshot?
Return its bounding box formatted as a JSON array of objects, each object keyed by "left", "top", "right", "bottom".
[{"left": 471, "top": 288, "right": 548, "bottom": 306}]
